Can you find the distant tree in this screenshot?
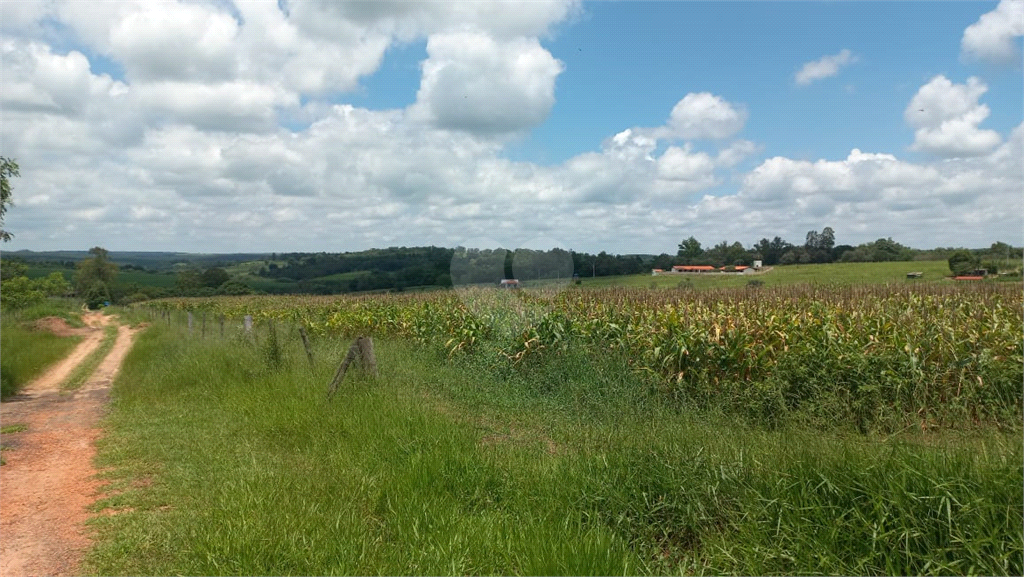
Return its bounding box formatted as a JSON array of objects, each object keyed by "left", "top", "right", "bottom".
[
  {"left": 948, "top": 250, "right": 978, "bottom": 276},
  {"left": 831, "top": 244, "right": 855, "bottom": 261},
  {"left": 216, "top": 279, "right": 253, "bottom": 295},
  {"left": 651, "top": 253, "right": 675, "bottom": 271},
  {"left": 819, "top": 227, "right": 836, "bottom": 252},
  {"left": 0, "top": 257, "right": 28, "bottom": 281},
  {"left": 677, "top": 236, "right": 704, "bottom": 264},
  {"left": 175, "top": 269, "right": 203, "bottom": 294},
  {"left": 200, "top": 267, "right": 231, "bottom": 288},
  {"left": 74, "top": 247, "right": 118, "bottom": 299},
  {"left": 753, "top": 236, "right": 793, "bottom": 265},
  {"left": 1, "top": 156, "right": 19, "bottom": 242},
  {"left": 804, "top": 227, "right": 836, "bottom": 263}
]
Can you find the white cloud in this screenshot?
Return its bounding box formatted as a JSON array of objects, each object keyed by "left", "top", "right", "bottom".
[
  {"left": 409, "top": 31, "right": 563, "bottom": 135},
  {"left": 659, "top": 93, "right": 748, "bottom": 140},
  {"left": 109, "top": 3, "right": 240, "bottom": 83},
  {"left": 134, "top": 81, "right": 299, "bottom": 133},
  {"left": 961, "top": 0, "right": 1024, "bottom": 64},
  {"left": 905, "top": 75, "right": 1002, "bottom": 157},
  {"left": 795, "top": 49, "right": 857, "bottom": 85},
  {"left": 0, "top": 1, "right": 1019, "bottom": 254}
]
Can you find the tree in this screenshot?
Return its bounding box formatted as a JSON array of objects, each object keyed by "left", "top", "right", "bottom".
[
  {"left": 74, "top": 247, "right": 118, "bottom": 300},
  {"left": 677, "top": 236, "right": 704, "bottom": 264},
  {"left": 1, "top": 156, "right": 19, "bottom": 242},
  {"left": 948, "top": 250, "right": 978, "bottom": 276},
  {"left": 200, "top": 267, "right": 231, "bottom": 288},
  {"left": 175, "top": 269, "right": 203, "bottom": 294},
  {"left": 804, "top": 227, "right": 836, "bottom": 263},
  {"left": 819, "top": 227, "right": 836, "bottom": 252}
]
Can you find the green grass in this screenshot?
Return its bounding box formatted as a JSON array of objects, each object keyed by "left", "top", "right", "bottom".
[
  {"left": 577, "top": 260, "right": 957, "bottom": 290},
  {"left": 0, "top": 424, "right": 28, "bottom": 434},
  {"left": 88, "top": 322, "right": 1022, "bottom": 575},
  {"left": 0, "top": 301, "right": 83, "bottom": 399},
  {"left": 62, "top": 324, "right": 119, "bottom": 391}
]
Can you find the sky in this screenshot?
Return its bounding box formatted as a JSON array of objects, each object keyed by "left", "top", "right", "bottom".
[{"left": 1, "top": 0, "right": 1022, "bottom": 255}]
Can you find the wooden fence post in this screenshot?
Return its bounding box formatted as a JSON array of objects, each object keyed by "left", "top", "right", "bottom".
[
  {"left": 326, "top": 336, "right": 378, "bottom": 399},
  {"left": 356, "top": 336, "right": 378, "bottom": 376},
  {"left": 299, "top": 326, "right": 314, "bottom": 367}
]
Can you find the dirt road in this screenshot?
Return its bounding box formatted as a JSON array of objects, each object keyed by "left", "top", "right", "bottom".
[{"left": 1, "top": 312, "right": 141, "bottom": 577}]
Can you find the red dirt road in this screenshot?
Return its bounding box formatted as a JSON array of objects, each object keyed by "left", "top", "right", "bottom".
[{"left": 1, "top": 313, "right": 140, "bottom": 577}]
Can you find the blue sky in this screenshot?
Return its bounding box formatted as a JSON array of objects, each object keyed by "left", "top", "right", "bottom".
[{"left": 1, "top": 1, "right": 1021, "bottom": 254}]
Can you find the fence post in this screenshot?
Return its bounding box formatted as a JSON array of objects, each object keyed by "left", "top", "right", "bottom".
[
  {"left": 326, "top": 336, "right": 378, "bottom": 399},
  {"left": 356, "top": 336, "right": 378, "bottom": 376},
  {"left": 244, "top": 315, "right": 253, "bottom": 333},
  {"left": 299, "top": 326, "right": 314, "bottom": 367}
]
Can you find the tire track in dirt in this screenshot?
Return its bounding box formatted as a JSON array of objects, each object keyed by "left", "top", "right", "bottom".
[{"left": 1, "top": 313, "right": 142, "bottom": 577}]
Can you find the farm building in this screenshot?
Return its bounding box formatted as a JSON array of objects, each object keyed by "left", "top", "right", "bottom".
[
  {"left": 499, "top": 279, "right": 520, "bottom": 289},
  {"left": 672, "top": 265, "right": 717, "bottom": 273}
]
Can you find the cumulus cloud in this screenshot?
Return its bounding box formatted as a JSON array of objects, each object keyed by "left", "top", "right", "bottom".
[
  {"left": 409, "top": 31, "right": 563, "bottom": 135},
  {"left": 658, "top": 92, "right": 748, "bottom": 140},
  {"left": 961, "top": 0, "right": 1024, "bottom": 64},
  {"left": 795, "top": 49, "right": 857, "bottom": 85},
  {"left": 680, "top": 138, "right": 1022, "bottom": 248},
  {"left": 0, "top": 1, "right": 1020, "bottom": 254},
  {"left": 108, "top": 3, "right": 240, "bottom": 83},
  {"left": 905, "top": 75, "right": 1002, "bottom": 157}
]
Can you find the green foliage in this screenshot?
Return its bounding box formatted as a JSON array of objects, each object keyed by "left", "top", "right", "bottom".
[
  {"left": 200, "top": 267, "right": 230, "bottom": 288},
  {"left": 216, "top": 279, "right": 253, "bottom": 295},
  {"left": 83, "top": 280, "right": 112, "bottom": 309},
  {"left": 676, "top": 235, "right": 704, "bottom": 262},
  {"left": 948, "top": 249, "right": 978, "bottom": 276},
  {"left": 75, "top": 247, "right": 118, "bottom": 298},
  {"left": 1, "top": 271, "right": 72, "bottom": 310},
  {"left": 1, "top": 156, "right": 19, "bottom": 242},
  {"left": 1, "top": 257, "right": 28, "bottom": 280}
]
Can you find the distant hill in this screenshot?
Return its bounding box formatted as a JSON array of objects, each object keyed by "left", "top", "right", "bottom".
[{"left": 7, "top": 250, "right": 275, "bottom": 271}]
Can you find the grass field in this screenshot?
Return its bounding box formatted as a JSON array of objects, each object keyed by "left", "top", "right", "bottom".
[{"left": 88, "top": 316, "right": 1022, "bottom": 575}]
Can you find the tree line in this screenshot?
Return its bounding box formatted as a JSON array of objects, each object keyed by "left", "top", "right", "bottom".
[{"left": 670, "top": 227, "right": 1022, "bottom": 272}]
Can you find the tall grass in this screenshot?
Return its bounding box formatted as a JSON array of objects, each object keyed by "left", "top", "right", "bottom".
[
  {"left": 0, "top": 300, "right": 83, "bottom": 399},
  {"left": 88, "top": 322, "right": 1022, "bottom": 575}
]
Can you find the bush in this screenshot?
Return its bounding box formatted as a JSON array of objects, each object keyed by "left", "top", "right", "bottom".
[
  {"left": 83, "top": 280, "right": 111, "bottom": 309},
  {"left": 948, "top": 250, "right": 977, "bottom": 276}
]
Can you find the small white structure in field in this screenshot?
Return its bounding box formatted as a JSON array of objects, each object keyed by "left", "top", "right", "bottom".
[{"left": 753, "top": 260, "right": 763, "bottom": 270}]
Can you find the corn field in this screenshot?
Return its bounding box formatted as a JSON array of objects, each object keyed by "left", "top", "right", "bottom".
[{"left": 139, "top": 282, "right": 1022, "bottom": 431}]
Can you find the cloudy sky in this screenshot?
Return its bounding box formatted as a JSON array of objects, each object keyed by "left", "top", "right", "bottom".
[{"left": 2, "top": 1, "right": 1021, "bottom": 255}]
